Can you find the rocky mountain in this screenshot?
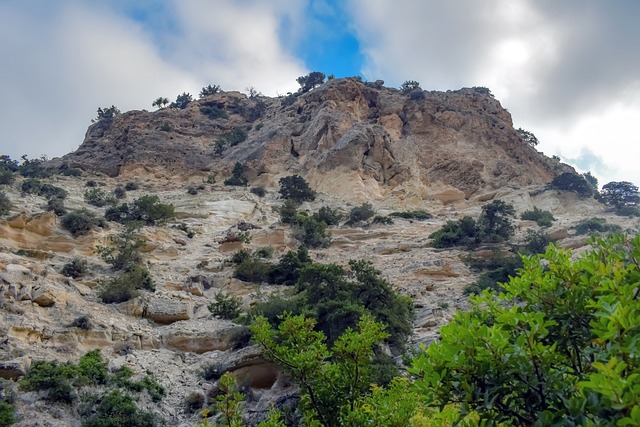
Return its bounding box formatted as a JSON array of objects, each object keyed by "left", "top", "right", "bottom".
[
  {"left": 1, "top": 78, "right": 636, "bottom": 426},
  {"left": 61, "top": 78, "right": 565, "bottom": 203}
]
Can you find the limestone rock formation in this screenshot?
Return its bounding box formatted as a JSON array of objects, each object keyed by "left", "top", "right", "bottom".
[{"left": 59, "top": 79, "right": 568, "bottom": 202}]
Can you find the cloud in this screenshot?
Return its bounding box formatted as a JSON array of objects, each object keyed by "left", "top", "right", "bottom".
[
  {"left": 346, "top": 0, "right": 640, "bottom": 185},
  {"left": 0, "top": 0, "right": 307, "bottom": 160}
]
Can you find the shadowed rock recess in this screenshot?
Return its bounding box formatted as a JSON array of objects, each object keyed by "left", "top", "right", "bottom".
[{"left": 2, "top": 78, "right": 634, "bottom": 427}]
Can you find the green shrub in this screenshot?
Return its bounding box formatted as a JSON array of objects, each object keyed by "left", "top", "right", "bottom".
[
  {"left": 347, "top": 203, "right": 375, "bottom": 225},
  {"left": 21, "top": 360, "right": 78, "bottom": 404},
  {"left": 17, "top": 155, "right": 52, "bottom": 178},
  {"left": 614, "top": 205, "right": 640, "bottom": 217},
  {"left": 169, "top": 92, "right": 192, "bottom": 109},
  {"left": 84, "top": 188, "right": 115, "bottom": 207},
  {"left": 0, "top": 192, "right": 10, "bottom": 216},
  {"left": 96, "top": 224, "right": 145, "bottom": 271},
  {"left": 278, "top": 175, "right": 316, "bottom": 202},
  {"left": 208, "top": 291, "right": 242, "bottom": 319},
  {"left": 70, "top": 315, "right": 92, "bottom": 330},
  {"left": 233, "top": 256, "right": 273, "bottom": 283},
  {"left": 293, "top": 212, "right": 331, "bottom": 248},
  {"left": 250, "top": 186, "right": 266, "bottom": 197},
  {"left": 520, "top": 207, "right": 555, "bottom": 227},
  {"left": 105, "top": 195, "right": 174, "bottom": 225},
  {"left": 220, "top": 127, "right": 248, "bottom": 147},
  {"left": 477, "top": 199, "right": 516, "bottom": 242},
  {"left": 464, "top": 256, "right": 523, "bottom": 295},
  {"left": 62, "top": 258, "right": 88, "bottom": 278},
  {"left": 430, "top": 216, "right": 479, "bottom": 248},
  {"left": 98, "top": 266, "right": 154, "bottom": 304},
  {"left": 372, "top": 215, "right": 394, "bottom": 225},
  {"left": 223, "top": 162, "right": 248, "bottom": 186},
  {"left": 268, "top": 246, "right": 312, "bottom": 285},
  {"left": 200, "top": 104, "right": 227, "bottom": 120},
  {"left": 400, "top": 80, "right": 421, "bottom": 94},
  {"left": 412, "top": 234, "right": 640, "bottom": 426},
  {"left": 313, "top": 206, "right": 342, "bottom": 226},
  {"left": 389, "top": 210, "right": 432, "bottom": 220},
  {"left": 278, "top": 199, "right": 299, "bottom": 224},
  {"left": 61, "top": 209, "right": 106, "bottom": 237},
  {"left": 21, "top": 179, "right": 66, "bottom": 199},
  {"left": 572, "top": 217, "right": 622, "bottom": 235},
  {"left": 184, "top": 391, "right": 205, "bottom": 413},
  {"left": 124, "top": 182, "right": 139, "bottom": 191},
  {"left": 200, "top": 84, "right": 221, "bottom": 97},
  {"left": 83, "top": 390, "right": 159, "bottom": 427},
  {"left": 0, "top": 168, "right": 15, "bottom": 185},
  {"left": 114, "top": 186, "right": 126, "bottom": 199},
  {"left": 521, "top": 229, "right": 551, "bottom": 255},
  {"left": 549, "top": 172, "right": 594, "bottom": 198},
  {"left": 47, "top": 197, "right": 66, "bottom": 216},
  {"left": 0, "top": 401, "right": 15, "bottom": 426}
]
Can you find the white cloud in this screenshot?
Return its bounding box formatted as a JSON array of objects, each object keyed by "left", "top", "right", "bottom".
[
  {"left": 0, "top": 0, "right": 307, "bottom": 160},
  {"left": 346, "top": 0, "right": 640, "bottom": 185}
]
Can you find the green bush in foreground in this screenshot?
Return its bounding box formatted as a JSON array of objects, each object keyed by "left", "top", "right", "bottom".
[
  {"left": 0, "top": 401, "right": 15, "bottom": 426},
  {"left": 412, "top": 234, "right": 640, "bottom": 425}
]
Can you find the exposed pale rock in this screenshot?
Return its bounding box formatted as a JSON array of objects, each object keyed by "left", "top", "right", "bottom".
[
  {"left": 146, "top": 299, "right": 193, "bottom": 325},
  {"left": 31, "top": 284, "right": 56, "bottom": 307}
]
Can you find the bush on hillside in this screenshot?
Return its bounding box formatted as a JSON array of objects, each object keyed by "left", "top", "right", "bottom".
[
  {"left": 0, "top": 192, "right": 10, "bottom": 216},
  {"left": 347, "top": 203, "right": 375, "bottom": 225},
  {"left": 278, "top": 175, "right": 316, "bottom": 202},
  {"left": 61, "top": 209, "right": 106, "bottom": 237},
  {"left": 520, "top": 206, "right": 555, "bottom": 227},
  {"left": 549, "top": 172, "right": 594, "bottom": 198}
]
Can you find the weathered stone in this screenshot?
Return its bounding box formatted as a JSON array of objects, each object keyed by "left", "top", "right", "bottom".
[
  {"left": 31, "top": 284, "right": 56, "bottom": 307},
  {"left": 146, "top": 299, "right": 193, "bottom": 325},
  {"left": 0, "top": 357, "right": 31, "bottom": 379}
]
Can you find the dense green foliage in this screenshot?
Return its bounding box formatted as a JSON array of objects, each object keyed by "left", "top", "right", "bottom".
[
  {"left": 170, "top": 92, "right": 193, "bottom": 109},
  {"left": 430, "top": 200, "right": 515, "bottom": 248},
  {"left": 412, "top": 234, "right": 640, "bottom": 426},
  {"left": 516, "top": 127, "right": 539, "bottom": 146},
  {"left": 520, "top": 206, "right": 555, "bottom": 227},
  {"left": 94, "top": 106, "right": 121, "bottom": 121},
  {"left": 208, "top": 291, "right": 242, "bottom": 319},
  {"left": 61, "top": 209, "right": 107, "bottom": 237},
  {"left": 84, "top": 187, "right": 115, "bottom": 207},
  {"left": 389, "top": 210, "right": 432, "bottom": 220},
  {"left": 105, "top": 195, "right": 174, "bottom": 225},
  {"left": 223, "top": 162, "right": 248, "bottom": 186},
  {"left": 599, "top": 181, "right": 640, "bottom": 209},
  {"left": 296, "top": 71, "right": 326, "bottom": 93},
  {"left": 346, "top": 202, "right": 375, "bottom": 225},
  {"left": 200, "top": 84, "right": 221, "bottom": 97},
  {"left": 96, "top": 223, "right": 145, "bottom": 271},
  {"left": 0, "top": 400, "right": 15, "bottom": 426},
  {"left": 61, "top": 257, "right": 88, "bottom": 278},
  {"left": 98, "top": 265, "right": 155, "bottom": 303},
  {"left": 278, "top": 175, "right": 316, "bottom": 202},
  {"left": 549, "top": 172, "right": 594, "bottom": 198},
  {"left": 21, "top": 179, "right": 67, "bottom": 199},
  {"left": 83, "top": 390, "right": 159, "bottom": 427},
  {"left": 572, "top": 217, "right": 622, "bottom": 236},
  {"left": 0, "top": 192, "right": 10, "bottom": 216}
]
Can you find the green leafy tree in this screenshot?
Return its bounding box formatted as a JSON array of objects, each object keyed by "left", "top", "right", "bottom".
[
  {"left": 477, "top": 199, "right": 516, "bottom": 242},
  {"left": 170, "top": 92, "right": 193, "bottom": 109},
  {"left": 296, "top": 71, "right": 326, "bottom": 93},
  {"left": 549, "top": 172, "right": 594, "bottom": 198},
  {"left": 152, "top": 97, "right": 169, "bottom": 108},
  {"left": 516, "top": 127, "right": 539, "bottom": 146},
  {"left": 278, "top": 175, "right": 316, "bottom": 202},
  {"left": 400, "top": 80, "right": 421, "bottom": 94},
  {"left": 599, "top": 181, "right": 639, "bottom": 208},
  {"left": 94, "top": 105, "right": 121, "bottom": 122},
  {"left": 96, "top": 223, "right": 145, "bottom": 271},
  {"left": 224, "top": 162, "right": 248, "bottom": 186},
  {"left": 411, "top": 234, "right": 640, "bottom": 426},
  {"left": 347, "top": 203, "right": 375, "bottom": 225},
  {"left": 252, "top": 313, "right": 388, "bottom": 427},
  {"left": 0, "top": 192, "right": 10, "bottom": 216},
  {"left": 199, "top": 84, "right": 221, "bottom": 98}
]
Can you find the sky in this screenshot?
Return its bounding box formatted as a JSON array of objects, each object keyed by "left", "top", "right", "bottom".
[{"left": 1, "top": 0, "right": 639, "bottom": 187}]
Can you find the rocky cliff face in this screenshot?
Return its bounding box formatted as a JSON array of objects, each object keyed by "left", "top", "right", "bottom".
[{"left": 62, "top": 79, "right": 564, "bottom": 202}]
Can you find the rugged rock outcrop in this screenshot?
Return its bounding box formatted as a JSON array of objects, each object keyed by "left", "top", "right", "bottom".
[{"left": 59, "top": 79, "right": 567, "bottom": 201}]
